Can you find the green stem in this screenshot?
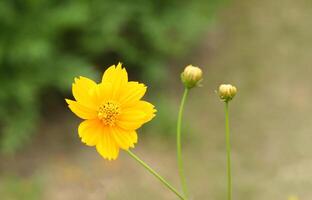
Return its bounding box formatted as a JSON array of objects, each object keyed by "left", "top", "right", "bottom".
[
  {"left": 176, "top": 88, "right": 189, "bottom": 199},
  {"left": 225, "top": 102, "right": 232, "bottom": 200},
  {"left": 126, "top": 150, "right": 185, "bottom": 200}
]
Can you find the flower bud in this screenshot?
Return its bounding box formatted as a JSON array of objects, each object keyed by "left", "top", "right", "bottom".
[
  {"left": 181, "top": 65, "right": 203, "bottom": 89},
  {"left": 218, "top": 84, "right": 237, "bottom": 102}
]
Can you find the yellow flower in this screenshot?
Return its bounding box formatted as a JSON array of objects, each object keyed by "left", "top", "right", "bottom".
[{"left": 66, "top": 63, "right": 156, "bottom": 160}]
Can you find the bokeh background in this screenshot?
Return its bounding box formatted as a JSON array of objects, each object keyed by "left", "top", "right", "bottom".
[{"left": 0, "top": 0, "right": 311, "bottom": 199}]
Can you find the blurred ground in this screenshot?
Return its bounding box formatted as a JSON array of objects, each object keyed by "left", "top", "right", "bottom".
[{"left": 1, "top": 0, "right": 312, "bottom": 199}]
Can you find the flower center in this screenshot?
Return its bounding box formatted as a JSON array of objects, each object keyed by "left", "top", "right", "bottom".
[{"left": 98, "top": 101, "right": 120, "bottom": 126}]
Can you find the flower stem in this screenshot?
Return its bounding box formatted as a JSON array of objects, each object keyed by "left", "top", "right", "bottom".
[
  {"left": 126, "top": 150, "right": 185, "bottom": 200},
  {"left": 224, "top": 102, "right": 232, "bottom": 200},
  {"left": 176, "top": 88, "right": 189, "bottom": 199}
]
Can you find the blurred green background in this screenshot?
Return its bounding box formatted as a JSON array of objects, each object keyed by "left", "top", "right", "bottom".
[{"left": 1, "top": 0, "right": 312, "bottom": 199}]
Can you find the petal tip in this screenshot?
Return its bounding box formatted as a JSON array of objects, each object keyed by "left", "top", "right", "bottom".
[
  {"left": 65, "top": 99, "right": 73, "bottom": 105},
  {"left": 117, "top": 62, "right": 123, "bottom": 68}
]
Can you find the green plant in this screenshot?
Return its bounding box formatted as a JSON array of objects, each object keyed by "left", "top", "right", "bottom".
[
  {"left": 0, "top": 175, "right": 42, "bottom": 200},
  {"left": 0, "top": 0, "right": 225, "bottom": 153}
]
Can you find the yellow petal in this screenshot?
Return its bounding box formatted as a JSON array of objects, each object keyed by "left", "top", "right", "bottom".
[
  {"left": 118, "top": 81, "right": 147, "bottom": 106},
  {"left": 117, "top": 101, "right": 156, "bottom": 130},
  {"left": 66, "top": 99, "right": 97, "bottom": 119},
  {"left": 72, "top": 76, "right": 98, "bottom": 109},
  {"left": 96, "top": 82, "right": 113, "bottom": 103},
  {"left": 78, "top": 119, "right": 103, "bottom": 146},
  {"left": 101, "top": 63, "right": 128, "bottom": 99},
  {"left": 117, "top": 112, "right": 146, "bottom": 130},
  {"left": 96, "top": 127, "right": 119, "bottom": 160},
  {"left": 132, "top": 100, "right": 157, "bottom": 122},
  {"left": 111, "top": 127, "right": 138, "bottom": 150}
]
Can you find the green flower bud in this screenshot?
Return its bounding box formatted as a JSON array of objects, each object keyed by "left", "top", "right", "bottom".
[
  {"left": 218, "top": 84, "right": 237, "bottom": 102},
  {"left": 181, "top": 65, "right": 203, "bottom": 89}
]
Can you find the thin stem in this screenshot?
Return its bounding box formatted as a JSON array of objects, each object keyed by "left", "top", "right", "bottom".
[
  {"left": 176, "top": 88, "right": 189, "bottom": 199},
  {"left": 225, "top": 102, "right": 232, "bottom": 200},
  {"left": 126, "top": 150, "right": 185, "bottom": 200}
]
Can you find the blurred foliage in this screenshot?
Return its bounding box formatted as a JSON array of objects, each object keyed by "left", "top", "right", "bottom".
[
  {"left": 0, "top": 0, "right": 225, "bottom": 153},
  {"left": 0, "top": 175, "right": 42, "bottom": 200},
  {"left": 141, "top": 96, "right": 178, "bottom": 138}
]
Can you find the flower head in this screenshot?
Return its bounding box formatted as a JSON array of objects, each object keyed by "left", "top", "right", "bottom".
[
  {"left": 66, "top": 63, "right": 156, "bottom": 160},
  {"left": 181, "top": 65, "right": 203, "bottom": 89},
  {"left": 218, "top": 84, "right": 237, "bottom": 102}
]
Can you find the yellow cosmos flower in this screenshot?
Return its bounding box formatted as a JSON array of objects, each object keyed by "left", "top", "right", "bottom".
[{"left": 66, "top": 63, "right": 156, "bottom": 160}]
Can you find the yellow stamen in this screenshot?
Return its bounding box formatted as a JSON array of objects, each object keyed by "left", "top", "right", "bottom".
[{"left": 98, "top": 101, "right": 120, "bottom": 126}]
